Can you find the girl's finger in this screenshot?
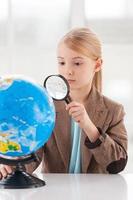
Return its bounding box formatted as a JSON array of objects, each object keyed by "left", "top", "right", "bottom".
[
  {"left": 71, "top": 111, "right": 82, "bottom": 118},
  {"left": 66, "top": 102, "right": 81, "bottom": 110},
  {"left": 0, "top": 167, "right": 8, "bottom": 178},
  {"left": 5, "top": 165, "right": 13, "bottom": 174},
  {"left": 69, "top": 107, "right": 81, "bottom": 115}
]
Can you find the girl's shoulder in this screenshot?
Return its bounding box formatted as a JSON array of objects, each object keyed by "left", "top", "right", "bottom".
[
  {"left": 100, "top": 93, "right": 125, "bottom": 116},
  {"left": 102, "top": 94, "right": 123, "bottom": 108},
  {"left": 91, "top": 86, "right": 125, "bottom": 114}
]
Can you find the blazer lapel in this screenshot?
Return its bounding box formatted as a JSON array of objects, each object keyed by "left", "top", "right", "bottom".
[
  {"left": 54, "top": 101, "right": 71, "bottom": 171},
  {"left": 81, "top": 86, "right": 109, "bottom": 173}
]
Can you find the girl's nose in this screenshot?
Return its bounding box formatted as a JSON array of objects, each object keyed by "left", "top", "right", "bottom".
[
  {"left": 68, "top": 71, "right": 73, "bottom": 75},
  {"left": 66, "top": 67, "right": 73, "bottom": 75}
]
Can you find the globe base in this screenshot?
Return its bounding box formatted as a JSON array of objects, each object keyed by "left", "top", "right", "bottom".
[{"left": 0, "top": 170, "right": 45, "bottom": 189}]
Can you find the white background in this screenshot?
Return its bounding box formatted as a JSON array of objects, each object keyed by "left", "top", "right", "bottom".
[{"left": 0, "top": 0, "right": 133, "bottom": 172}]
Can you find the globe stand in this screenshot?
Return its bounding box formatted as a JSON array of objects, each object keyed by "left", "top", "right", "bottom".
[{"left": 0, "top": 153, "right": 45, "bottom": 189}]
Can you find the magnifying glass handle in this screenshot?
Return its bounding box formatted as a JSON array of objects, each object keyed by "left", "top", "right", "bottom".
[{"left": 65, "top": 95, "right": 72, "bottom": 104}]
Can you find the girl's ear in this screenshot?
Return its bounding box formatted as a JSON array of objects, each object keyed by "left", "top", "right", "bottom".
[{"left": 95, "top": 58, "right": 103, "bottom": 72}]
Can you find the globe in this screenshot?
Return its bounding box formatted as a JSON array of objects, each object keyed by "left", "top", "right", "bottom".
[{"left": 0, "top": 75, "right": 55, "bottom": 157}]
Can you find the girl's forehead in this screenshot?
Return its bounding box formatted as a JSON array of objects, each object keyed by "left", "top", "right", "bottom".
[
  {"left": 57, "top": 43, "right": 85, "bottom": 57},
  {"left": 57, "top": 50, "right": 91, "bottom": 61},
  {"left": 57, "top": 42, "right": 94, "bottom": 60}
]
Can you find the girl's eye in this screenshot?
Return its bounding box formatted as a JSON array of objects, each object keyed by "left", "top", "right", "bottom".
[
  {"left": 75, "top": 62, "right": 82, "bottom": 66},
  {"left": 59, "top": 62, "right": 65, "bottom": 65}
]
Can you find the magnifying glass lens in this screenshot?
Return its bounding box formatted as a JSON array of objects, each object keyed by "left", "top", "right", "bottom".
[{"left": 44, "top": 75, "right": 71, "bottom": 103}]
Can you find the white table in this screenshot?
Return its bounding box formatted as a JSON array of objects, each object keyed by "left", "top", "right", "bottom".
[{"left": 0, "top": 173, "right": 132, "bottom": 200}]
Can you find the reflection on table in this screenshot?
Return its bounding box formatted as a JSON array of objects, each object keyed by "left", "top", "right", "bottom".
[{"left": 0, "top": 173, "right": 132, "bottom": 200}]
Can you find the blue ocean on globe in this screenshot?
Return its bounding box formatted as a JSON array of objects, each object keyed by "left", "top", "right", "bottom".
[{"left": 0, "top": 75, "right": 55, "bottom": 157}]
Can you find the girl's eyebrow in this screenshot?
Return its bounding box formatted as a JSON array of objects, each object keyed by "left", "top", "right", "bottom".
[
  {"left": 57, "top": 56, "right": 84, "bottom": 59},
  {"left": 72, "top": 57, "right": 84, "bottom": 59},
  {"left": 57, "top": 56, "right": 64, "bottom": 59}
]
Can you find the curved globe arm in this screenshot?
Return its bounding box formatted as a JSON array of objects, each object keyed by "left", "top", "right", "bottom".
[
  {"left": 0, "top": 153, "right": 36, "bottom": 165},
  {"left": 25, "top": 147, "right": 43, "bottom": 174},
  {"left": 0, "top": 148, "right": 43, "bottom": 174}
]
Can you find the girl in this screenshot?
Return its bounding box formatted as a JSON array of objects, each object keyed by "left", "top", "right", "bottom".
[{"left": 0, "top": 28, "right": 128, "bottom": 177}]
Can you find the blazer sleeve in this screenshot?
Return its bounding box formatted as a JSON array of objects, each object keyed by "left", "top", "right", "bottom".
[{"left": 85, "top": 104, "right": 128, "bottom": 174}]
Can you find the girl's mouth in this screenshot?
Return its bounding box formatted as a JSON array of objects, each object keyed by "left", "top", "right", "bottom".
[{"left": 67, "top": 80, "right": 76, "bottom": 83}]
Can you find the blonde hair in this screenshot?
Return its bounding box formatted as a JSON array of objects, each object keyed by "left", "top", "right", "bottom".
[{"left": 60, "top": 28, "right": 102, "bottom": 93}]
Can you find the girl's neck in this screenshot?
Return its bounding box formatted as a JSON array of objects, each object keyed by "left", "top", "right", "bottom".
[{"left": 70, "top": 84, "right": 92, "bottom": 103}]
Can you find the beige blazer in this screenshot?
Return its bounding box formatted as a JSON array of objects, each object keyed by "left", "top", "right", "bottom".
[{"left": 26, "top": 86, "right": 128, "bottom": 174}]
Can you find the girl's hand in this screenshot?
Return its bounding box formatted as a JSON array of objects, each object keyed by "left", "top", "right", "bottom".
[
  {"left": 66, "top": 101, "right": 90, "bottom": 129},
  {"left": 66, "top": 101, "right": 100, "bottom": 142}
]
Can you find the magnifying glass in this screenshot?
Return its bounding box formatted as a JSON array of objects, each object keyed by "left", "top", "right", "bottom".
[{"left": 44, "top": 75, "right": 72, "bottom": 104}]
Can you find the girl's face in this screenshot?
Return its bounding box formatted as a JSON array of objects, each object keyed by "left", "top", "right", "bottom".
[{"left": 57, "top": 42, "right": 101, "bottom": 90}]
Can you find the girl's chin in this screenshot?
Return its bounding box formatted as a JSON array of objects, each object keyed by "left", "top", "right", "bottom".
[
  {"left": 69, "top": 85, "right": 81, "bottom": 90},
  {"left": 70, "top": 83, "right": 91, "bottom": 90}
]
